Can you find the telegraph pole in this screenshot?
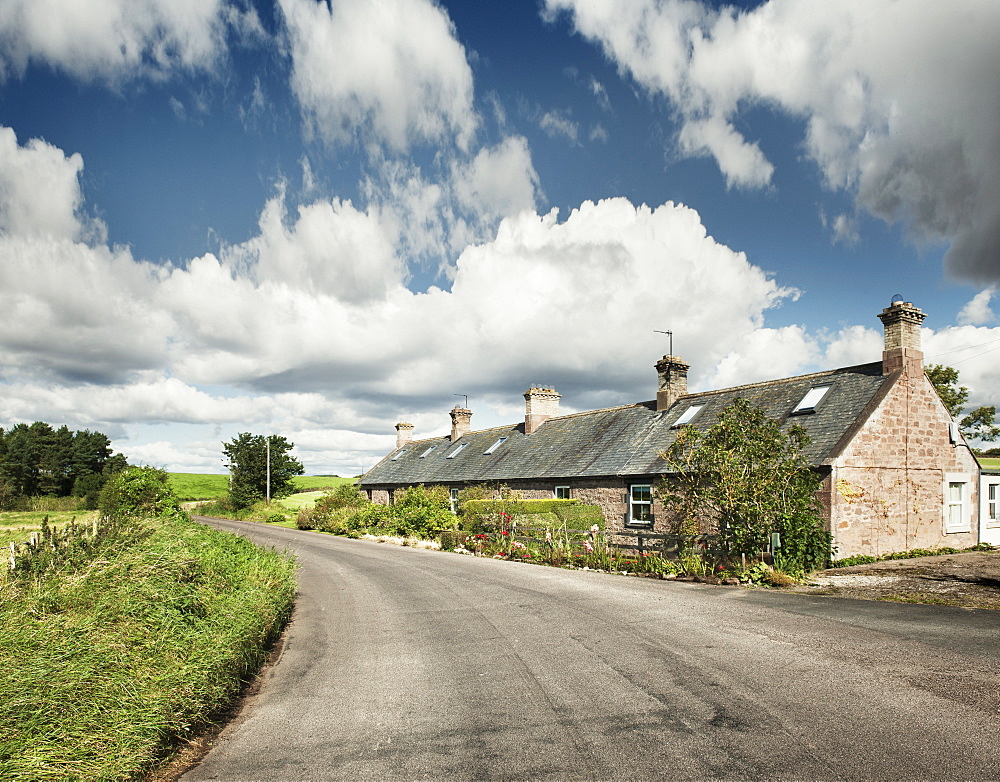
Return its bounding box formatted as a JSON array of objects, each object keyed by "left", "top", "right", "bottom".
[{"left": 266, "top": 436, "right": 271, "bottom": 504}]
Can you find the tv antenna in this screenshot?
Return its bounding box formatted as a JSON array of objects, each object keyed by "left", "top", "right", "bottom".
[
  {"left": 454, "top": 393, "right": 468, "bottom": 408},
  {"left": 654, "top": 330, "right": 673, "bottom": 356}
]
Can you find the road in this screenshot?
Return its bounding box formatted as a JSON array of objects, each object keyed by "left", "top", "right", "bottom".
[{"left": 184, "top": 518, "right": 1000, "bottom": 781}]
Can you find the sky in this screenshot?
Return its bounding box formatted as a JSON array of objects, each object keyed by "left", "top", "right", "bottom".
[{"left": 1, "top": 0, "right": 999, "bottom": 477}]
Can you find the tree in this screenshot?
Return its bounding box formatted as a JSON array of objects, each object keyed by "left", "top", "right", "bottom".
[
  {"left": 926, "top": 364, "right": 1000, "bottom": 442},
  {"left": 223, "top": 433, "right": 304, "bottom": 510},
  {"left": 658, "top": 398, "right": 831, "bottom": 574},
  {"left": 98, "top": 465, "right": 182, "bottom": 522}
]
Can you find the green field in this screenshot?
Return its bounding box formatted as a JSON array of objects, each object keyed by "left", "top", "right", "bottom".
[
  {"left": 0, "top": 510, "right": 98, "bottom": 549},
  {"left": 981, "top": 457, "right": 1000, "bottom": 469},
  {"left": 167, "top": 473, "right": 355, "bottom": 500}
]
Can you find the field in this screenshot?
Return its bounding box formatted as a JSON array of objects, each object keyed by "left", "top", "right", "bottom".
[
  {"left": 167, "top": 473, "right": 355, "bottom": 500},
  {"left": 0, "top": 510, "right": 97, "bottom": 549},
  {"left": 980, "top": 457, "right": 1000, "bottom": 469}
]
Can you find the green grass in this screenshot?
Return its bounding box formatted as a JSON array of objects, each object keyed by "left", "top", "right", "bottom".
[
  {"left": 276, "top": 491, "right": 326, "bottom": 512},
  {"left": 167, "top": 473, "right": 355, "bottom": 500},
  {"left": 980, "top": 457, "right": 1000, "bottom": 469},
  {"left": 0, "top": 514, "right": 296, "bottom": 780},
  {"left": 0, "top": 511, "right": 98, "bottom": 550}
]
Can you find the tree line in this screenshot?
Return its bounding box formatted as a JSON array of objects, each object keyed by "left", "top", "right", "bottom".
[{"left": 0, "top": 422, "right": 127, "bottom": 508}]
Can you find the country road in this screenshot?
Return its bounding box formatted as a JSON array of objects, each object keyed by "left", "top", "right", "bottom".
[{"left": 183, "top": 518, "right": 1000, "bottom": 781}]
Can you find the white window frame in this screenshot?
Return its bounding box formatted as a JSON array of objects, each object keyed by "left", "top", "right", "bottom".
[
  {"left": 419, "top": 446, "right": 436, "bottom": 458},
  {"left": 390, "top": 449, "right": 407, "bottom": 461},
  {"left": 792, "top": 384, "right": 833, "bottom": 414},
  {"left": 449, "top": 488, "right": 460, "bottom": 514},
  {"left": 628, "top": 484, "right": 653, "bottom": 526},
  {"left": 446, "top": 443, "right": 468, "bottom": 459},
  {"left": 943, "top": 473, "right": 972, "bottom": 534},
  {"left": 554, "top": 485, "right": 570, "bottom": 500},
  {"left": 984, "top": 478, "right": 1000, "bottom": 529},
  {"left": 484, "top": 437, "right": 507, "bottom": 455},
  {"left": 672, "top": 403, "right": 704, "bottom": 428}
]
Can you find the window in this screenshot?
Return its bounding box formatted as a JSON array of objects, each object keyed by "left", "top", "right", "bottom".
[
  {"left": 944, "top": 474, "right": 972, "bottom": 533},
  {"left": 419, "top": 446, "right": 436, "bottom": 458},
  {"left": 390, "top": 449, "right": 407, "bottom": 461},
  {"left": 986, "top": 481, "right": 999, "bottom": 529},
  {"left": 484, "top": 437, "right": 507, "bottom": 455},
  {"left": 554, "top": 485, "right": 570, "bottom": 500},
  {"left": 672, "top": 403, "right": 704, "bottom": 428},
  {"left": 450, "top": 488, "right": 460, "bottom": 514},
  {"left": 792, "top": 384, "right": 832, "bottom": 414},
  {"left": 446, "top": 443, "right": 468, "bottom": 459},
  {"left": 629, "top": 484, "right": 653, "bottom": 526}
]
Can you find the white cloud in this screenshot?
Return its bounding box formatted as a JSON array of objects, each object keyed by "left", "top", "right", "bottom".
[
  {"left": 450, "top": 137, "right": 541, "bottom": 226},
  {"left": 540, "top": 110, "right": 579, "bottom": 144},
  {"left": 957, "top": 289, "right": 997, "bottom": 327},
  {"left": 543, "top": 0, "right": 1000, "bottom": 283},
  {"left": 279, "top": 0, "right": 477, "bottom": 152},
  {"left": 0, "top": 0, "right": 233, "bottom": 84}
]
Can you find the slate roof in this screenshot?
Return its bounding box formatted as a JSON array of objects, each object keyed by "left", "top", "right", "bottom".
[{"left": 359, "top": 361, "right": 893, "bottom": 487}]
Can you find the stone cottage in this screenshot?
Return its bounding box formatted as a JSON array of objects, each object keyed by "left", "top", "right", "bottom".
[{"left": 359, "top": 299, "right": 983, "bottom": 558}]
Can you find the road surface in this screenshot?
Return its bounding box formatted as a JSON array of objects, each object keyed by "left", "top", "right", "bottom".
[{"left": 184, "top": 518, "right": 1000, "bottom": 781}]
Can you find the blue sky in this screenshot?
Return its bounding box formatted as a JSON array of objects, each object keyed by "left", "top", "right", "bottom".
[{"left": 0, "top": 0, "right": 998, "bottom": 475}]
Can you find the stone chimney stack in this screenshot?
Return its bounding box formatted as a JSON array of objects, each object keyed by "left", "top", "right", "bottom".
[
  {"left": 449, "top": 406, "right": 472, "bottom": 442},
  {"left": 524, "top": 387, "right": 561, "bottom": 434},
  {"left": 656, "top": 355, "right": 690, "bottom": 412},
  {"left": 878, "top": 298, "right": 926, "bottom": 376},
  {"left": 395, "top": 422, "right": 414, "bottom": 449}
]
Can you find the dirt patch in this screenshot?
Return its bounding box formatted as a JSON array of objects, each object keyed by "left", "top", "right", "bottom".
[{"left": 785, "top": 551, "right": 1000, "bottom": 610}]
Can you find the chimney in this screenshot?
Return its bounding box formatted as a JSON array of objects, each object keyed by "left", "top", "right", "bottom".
[
  {"left": 395, "top": 422, "right": 414, "bottom": 449},
  {"left": 656, "top": 355, "right": 689, "bottom": 412},
  {"left": 524, "top": 387, "right": 561, "bottom": 434},
  {"left": 878, "top": 298, "right": 926, "bottom": 376},
  {"left": 449, "top": 406, "right": 472, "bottom": 442}
]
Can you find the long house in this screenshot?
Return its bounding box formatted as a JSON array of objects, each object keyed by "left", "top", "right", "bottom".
[{"left": 360, "top": 299, "right": 985, "bottom": 558}]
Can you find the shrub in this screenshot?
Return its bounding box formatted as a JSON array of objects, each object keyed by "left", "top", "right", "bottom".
[{"left": 98, "top": 466, "right": 184, "bottom": 522}]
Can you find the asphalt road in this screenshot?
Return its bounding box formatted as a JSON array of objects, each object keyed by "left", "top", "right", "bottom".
[{"left": 184, "top": 518, "right": 1000, "bottom": 781}]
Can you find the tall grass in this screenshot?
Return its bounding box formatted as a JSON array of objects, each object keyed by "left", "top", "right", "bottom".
[{"left": 0, "top": 514, "right": 296, "bottom": 780}]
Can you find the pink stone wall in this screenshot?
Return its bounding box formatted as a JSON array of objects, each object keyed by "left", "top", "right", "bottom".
[{"left": 828, "top": 372, "right": 980, "bottom": 557}]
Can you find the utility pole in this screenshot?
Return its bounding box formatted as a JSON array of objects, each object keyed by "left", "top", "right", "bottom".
[{"left": 266, "top": 436, "right": 271, "bottom": 504}]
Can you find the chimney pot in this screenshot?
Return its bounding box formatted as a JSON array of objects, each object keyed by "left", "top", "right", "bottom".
[
  {"left": 524, "top": 386, "right": 561, "bottom": 434},
  {"left": 656, "top": 355, "right": 689, "bottom": 412}
]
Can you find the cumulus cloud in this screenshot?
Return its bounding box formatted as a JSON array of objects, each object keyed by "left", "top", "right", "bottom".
[
  {"left": 957, "top": 289, "right": 997, "bottom": 327},
  {"left": 279, "top": 0, "right": 476, "bottom": 151},
  {"left": 543, "top": 0, "right": 1000, "bottom": 283},
  {"left": 0, "top": 0, "right": 239, "bottom": 84}
]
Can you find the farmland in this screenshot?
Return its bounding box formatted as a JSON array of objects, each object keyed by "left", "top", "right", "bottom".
[{"left": 167, "top": 473, "right": 354, "bottom": 500}]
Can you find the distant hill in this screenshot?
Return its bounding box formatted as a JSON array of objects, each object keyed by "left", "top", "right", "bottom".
[{"left": 167, "top": 473, "right": 354, "bottom": 501}]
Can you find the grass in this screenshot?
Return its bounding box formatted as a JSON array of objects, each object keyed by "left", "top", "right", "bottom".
[
  {"left": 0, "top": 513, "right": 296, "bottom": 780},
  {"left": 0, "top": 510, "right": 98, "bottom": 550},
  {"left": 980, "top": 457, "right": 1000, "bottom": 469},
  {"left": 276, "top": 491, "right": 326, "bottom": 512},
  {"left": 168, "top": 473, "right": 355, "bottom": 500}
]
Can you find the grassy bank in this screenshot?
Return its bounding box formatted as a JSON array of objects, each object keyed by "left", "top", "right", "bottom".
[
  {"left": 168, "top": 473, "right": 354, "bottom": 500},
  {"left": 0, "top": 513, "right": 296, "bottom": 780}
]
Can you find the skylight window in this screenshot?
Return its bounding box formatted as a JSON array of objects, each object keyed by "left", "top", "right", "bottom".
[
  {"left": 391, "top": 449, "right": 407, "bottom": 461},
  {"left": 419, "top": 446, "right": 436, "bottom": 458},
  {"left": 793, "top": 385, "right": 832, "bottom": 414},
  {"left": 484, "top": 437, "right": 507, "bottom": 455},
  {"left": 672, "top": 403, "right": 704, "bottom": 427},
  {"left": 446, "top": 443, "right": 468, "bottom": 459}
]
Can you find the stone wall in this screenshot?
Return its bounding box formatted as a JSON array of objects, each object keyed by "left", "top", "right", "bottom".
[{"left": 828, "top": 371, "right": 979, "bottom": 557}]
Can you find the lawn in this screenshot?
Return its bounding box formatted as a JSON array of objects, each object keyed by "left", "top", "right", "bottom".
[{"left": 167, "top": 473, "right": 355, "bottom": 500}]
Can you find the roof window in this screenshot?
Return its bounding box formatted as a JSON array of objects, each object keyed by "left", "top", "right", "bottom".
[
  {"left": 446, "top": 443, "right": 468, "bottom": 459},
  {"left": 391, "top": 449, "right": 407, "bottom": 461},
  {"left": 792, "top": 384, "right": 832, "bottom": 414},
  {"left": 484, "top": 437, "right": 507, "bottom": 455},
  {"left": 672, "top": 403, "right": 704, "bottom": 428},
  {"left": 419, "top": 446, "right": 436, "bottom": 458}
]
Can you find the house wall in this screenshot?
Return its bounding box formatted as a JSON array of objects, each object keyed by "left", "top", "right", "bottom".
[
  {"left": 980, "top": 472, "right": 1000, "bottom": 546},
  {"left": 829, "top": 371, "right": 980, "bottom": 558}
]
